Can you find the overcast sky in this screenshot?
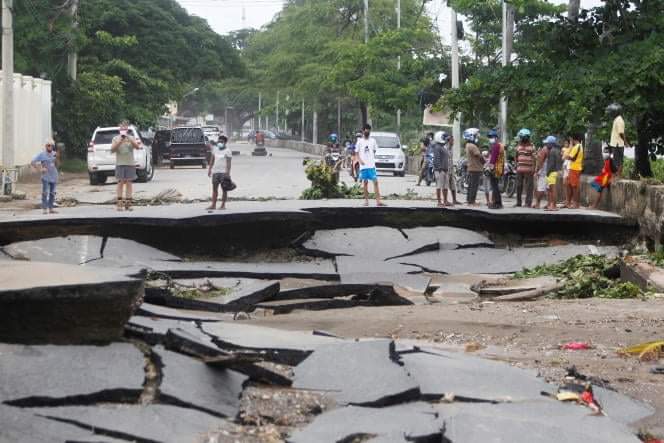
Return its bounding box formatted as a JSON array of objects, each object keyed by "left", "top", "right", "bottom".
[{"left": 176, "top": 0, "right": 604, "bottom": 40}]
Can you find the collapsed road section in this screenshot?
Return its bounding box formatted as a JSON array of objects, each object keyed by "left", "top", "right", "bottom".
[{"left": 0, "top": 205, "right": 661, "bottom": 442}]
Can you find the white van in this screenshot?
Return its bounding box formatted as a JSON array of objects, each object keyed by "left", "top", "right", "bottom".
[
  {"left": 372, "top": 131, "right": 407, "bottom": 177},
  {"left": 87, "top": 126, "right": 154, "bottom": 185}
]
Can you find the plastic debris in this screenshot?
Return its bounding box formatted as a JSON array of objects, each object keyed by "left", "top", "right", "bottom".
[
  {"left": 561, "top": 342, "right": 591, "bottom": 351},
  {"left": 618, "top": 341, "right": 664, "bottom": 361}
]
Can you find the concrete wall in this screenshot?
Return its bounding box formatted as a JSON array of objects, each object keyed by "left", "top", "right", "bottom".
[
  {"left": 579, "top": 176, "right": 664, "bottom": 248},
  {"left": 0, "top": 73, "right": 53, "bottom": 167},
  {"left": 266, "top": 139, "right": 327, "bottom": 156}
]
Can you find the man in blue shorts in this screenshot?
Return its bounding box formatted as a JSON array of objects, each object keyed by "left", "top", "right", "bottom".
[{"left": 356, "top": 124, "right": 385, "bottom": 207}]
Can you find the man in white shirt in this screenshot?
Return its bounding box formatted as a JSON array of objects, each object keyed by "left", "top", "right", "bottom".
[
  {"left": 207, "top": 135, "right": 233, "bottom": 210},
  {"left": 356, "top": 124, "right": 385, "bottom": 207},
  {"left": 607, "top": 103, "right": 631, "bottom": 177}
]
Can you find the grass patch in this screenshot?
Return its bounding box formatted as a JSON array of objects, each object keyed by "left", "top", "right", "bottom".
[
  {"left": 59, "top": 158, "right": 88, "bottom": 173},
  {"left": 514, "top": 255, "right": 645, "bottom": 299},
  {"left": 623, "top": 158, "right": 664, "bottom": 184}
]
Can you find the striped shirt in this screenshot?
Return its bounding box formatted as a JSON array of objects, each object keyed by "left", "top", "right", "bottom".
[{"left": 516, "top": 143, "right": 535, "bottom": 174}]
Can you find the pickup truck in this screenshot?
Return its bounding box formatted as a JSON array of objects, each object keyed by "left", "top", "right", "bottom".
[{"left": 169, "top": 127, "right": 210, "bottom": 169}]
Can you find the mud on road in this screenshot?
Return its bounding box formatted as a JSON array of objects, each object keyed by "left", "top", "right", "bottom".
[{"left": 250, "top": 296, "right": 664, "bottom": 435}]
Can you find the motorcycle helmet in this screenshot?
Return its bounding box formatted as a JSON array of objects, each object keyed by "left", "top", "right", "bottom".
[
  {"left": 463, "top": 128, "right": 480, "bottom": 143},
  {"left": 606, "top": 102, "right": 622, "bottom": 116},
  {"left": 543, "top": 135, "right": 558, "bottom": 146},
  {"left": 433, "top": 131, "right": 448, "bottom": 144},
  {"left": 517, "top": 128, "right": 531, "bottom": 141},
  {"left": 329, "top": 133, "right": 338, "bottom": 143},
  {"left": 487, "top": 129, "right": 498, "bottom": 138}
]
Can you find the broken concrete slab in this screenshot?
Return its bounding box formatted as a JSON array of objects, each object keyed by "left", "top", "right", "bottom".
[
  {"left": 201, "top": 322, "right": 340, "bottom": 365},
  {"left": 1, "top": 235, "right": 181, "bottom": 266},
  {"left": 126, "top": 315, "right": 200, "bottom": 338},
  {"left": 300, "top": 226, "right": 440, "bottom": 260},
  {"left": 288, "top": 402, "right": 443, "bottom": 443},
  {"left": 149, "top": 260, "right": 338, "bottom": 281},
  {"left": 145, "top": 280, "right": 280, "bottom": 313},
  {"left": 403, "top": 226, "right": 494, "bottom": 249},
  {"left": 137, "top": 302, "right": 223, "bottom": 322},
  {"left": 33, "top": 404, "right": 232, "bottom": 443},
  {"left": 336, "top": 256, "right": 430, "bottom": 295},
  {"left": 593, "top": 386, "right": 655, "bottom": 425},
  {"left": 256, "top": 297, "right": 361, "bottom": 315},
  {"left": 155, "top": 346, "right": 247, "bottom": 418},
  {"left": 400, "top": 349, "right": 553, "bottom": 401},
  {"left": 276, "top": 283, "right": 399, "bottom": 300},
  {"left": 395, "top": 245, "right": 619, "bottom": 275},
  {"left": 473, "top": 276, "right": 560, "bottom": 296},
  {"left": 0, "top": 343, "right": 145, "bottom": 406},
  {"left": 293, "top": 339, "right": 420, "bottom": 406},
  {"left": 0, "top": 404, "right": 110, "bottom": 443},
  {"left": 0, "top": 261, "right": 143, "bottom": 344},
  {"left": 437, "top": 400, "right": 641, "bottom": 443}
]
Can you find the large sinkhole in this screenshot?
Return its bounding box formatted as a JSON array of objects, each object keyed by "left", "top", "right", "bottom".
[{"left": 1, "top": 207, "right": 657, "bottom": 443}]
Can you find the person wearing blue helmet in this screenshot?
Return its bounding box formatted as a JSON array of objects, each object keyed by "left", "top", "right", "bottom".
[
  {"left": 515, "top": 128, "right": 535, "bottom": 208},
  {"left": 463, "top": 128, "right": 483, "bottom": 205}
]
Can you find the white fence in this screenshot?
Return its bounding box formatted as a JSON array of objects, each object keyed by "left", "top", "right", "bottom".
[{"left": 0, "top": 72, "right": 53, "bottom": 167}]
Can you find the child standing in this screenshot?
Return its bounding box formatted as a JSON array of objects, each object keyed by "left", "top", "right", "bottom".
[{"left": 545, "top": 137, "right": 562, "bottom": 211}]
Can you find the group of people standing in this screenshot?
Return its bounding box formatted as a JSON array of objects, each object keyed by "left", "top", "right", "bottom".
[{"left": 416, "top": 102, "right": 629, "bottom": 211}]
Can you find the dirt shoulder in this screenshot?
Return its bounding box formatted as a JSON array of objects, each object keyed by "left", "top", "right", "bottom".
[{"left": 249, "top": 297, "right": 664, "bottom": 436}]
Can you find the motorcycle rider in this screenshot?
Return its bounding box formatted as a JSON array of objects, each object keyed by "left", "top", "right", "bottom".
[
  {"left": 417, "top": 137, "right": 433, "bottom": 186},
  {"left": 463, "top": 128, "right": 483, "bottom": 206},
  {"left": 487, "top": 129, "right": 504, "bottom": 209},
  {"left": 514, "top": 128, "right": 535, "bottom": 208}
]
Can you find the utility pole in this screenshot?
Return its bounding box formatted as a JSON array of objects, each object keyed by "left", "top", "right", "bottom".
[
  {"left": 67, "top": 0, "right": 79, "bottom": 81},
  {"left": 500, "top": 1, "right": 515, "bottom": 144},
  {"left": 313, "top": 109, "right": 318, "bottom": 145},
  {"left": 301, "top": 99, "right": 305, "bottom": 142},
  {"left": 2, "top": 0, "right": 15, "bottom": 171},
  {"left": 450, "top": 7, "right": 461, "bottom": 160},
  {"left": 337, "top": 98, "right": 341, "bottom": 137},
  {"left": 396, "top": 0, "right": 401, "bottom": 135},
  {"left": 364, "top": 0, "right": 369, "bottom": 44},
  {"left": 276, "top": 91, "right": 280, "bottom": 133},
  {"left": 364, "top": 0, "right": 371, "bottom": 125},
  {"left": 258, "top": 92, "right": 262, "bottom": 130}
]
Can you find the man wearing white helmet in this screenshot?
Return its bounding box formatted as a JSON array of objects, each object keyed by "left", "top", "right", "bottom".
[
  {"left": 463, "top": 128, "right": 483, "bottom": 206},
  {"left": 432, "top": 131, "right": 451, "bottom": 207}
]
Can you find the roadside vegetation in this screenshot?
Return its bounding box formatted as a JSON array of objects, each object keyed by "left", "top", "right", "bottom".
[{"left": 515, "top": 255, "right": 645, "bottom": 299}]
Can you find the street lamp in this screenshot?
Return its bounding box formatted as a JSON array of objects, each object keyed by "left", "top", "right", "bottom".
[
  {"left": 171, "top": 87, "right": 199, "bottom": 129},
  {"left": 182, "top": 87, "right": 200, "bottom": 99}
]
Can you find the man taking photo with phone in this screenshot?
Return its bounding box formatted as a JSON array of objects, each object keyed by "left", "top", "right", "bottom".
[{"left": 111, "top": 121, "right": 140, "bottom": 211}]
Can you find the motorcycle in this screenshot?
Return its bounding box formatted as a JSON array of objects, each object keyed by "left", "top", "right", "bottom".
[
  {"left": 423, "top": 152, "right": 435, "bottom": 186},
  {"left": 324, "top": 145, "right": 344, "bottom": 182},
  {"left": 500, "top": 160, "right": 517, "bottom": 198},
  {"left": 455, "top": 158, "right": 469, "bottom": 193}
]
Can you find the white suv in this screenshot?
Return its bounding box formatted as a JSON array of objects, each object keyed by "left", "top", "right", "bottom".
[
  {"left": 203, "top": 126, "right": 221, "bottom": 143},
  {"left": 87, "top": 125, "right": 154, "bottom": 185},
  {"left": 372, "top": 131, "right": 407, "bottom": 177}
]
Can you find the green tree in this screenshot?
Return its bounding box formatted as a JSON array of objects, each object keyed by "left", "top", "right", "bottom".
[{"left": 12, "top": 0, "right": 245, "bottom": 157}]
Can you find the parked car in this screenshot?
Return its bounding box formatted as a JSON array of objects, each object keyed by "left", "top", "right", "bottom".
[
  {"left": 203, "top": 126, "right": 221, "bottom": 143},
  {"left": 152, "top": 129, "right": 172, "bottom": 165},
  {"left": 372, "top": 131, "right": 407, "bottom": 177},
  {"left": 87, "top": 125, "right": 154, "bottom": 185},
  {"left": 169, "top": 127, "right": 210, "bottom": 169}
]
